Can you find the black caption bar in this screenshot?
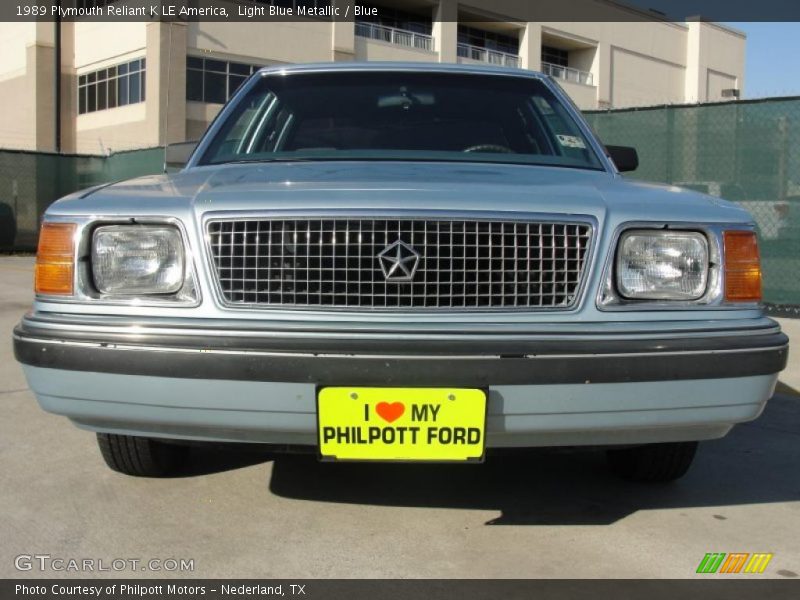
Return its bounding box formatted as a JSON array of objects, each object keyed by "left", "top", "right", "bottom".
[
  {"left": 3, "top": 0, "right": 800, "bottom": 22},
  {"left": 3, "top": 580, "right": 800, "bottom": 600}
]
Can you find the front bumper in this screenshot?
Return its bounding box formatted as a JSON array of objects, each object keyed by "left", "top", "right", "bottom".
[{"left": 14, "top": 314, "right": 788, "bottom": 447}]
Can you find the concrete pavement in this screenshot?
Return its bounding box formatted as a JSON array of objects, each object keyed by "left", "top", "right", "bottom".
[
  {"left": 776, "top": 318, "right": 800, "bottom": 393},
  {"left": 1, "top": 256, "right": 798, "bottom": 579}
]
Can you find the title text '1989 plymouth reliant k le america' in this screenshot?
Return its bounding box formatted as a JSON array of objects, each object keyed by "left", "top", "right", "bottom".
[{"left": 14, "top": 63, "right": 788, "bottom": 481}]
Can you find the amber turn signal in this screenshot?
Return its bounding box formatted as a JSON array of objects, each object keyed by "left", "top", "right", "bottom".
[
  {"left": 723, "top": 230, "right": 762, "bottom": 302},
  {"left": 35, "top": 222, "right": 76, "bottom": 295}
]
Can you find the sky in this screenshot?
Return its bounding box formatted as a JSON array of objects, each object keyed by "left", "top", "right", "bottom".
[{"left": 729, "top": 23, "right": 800, "bottom": 99}]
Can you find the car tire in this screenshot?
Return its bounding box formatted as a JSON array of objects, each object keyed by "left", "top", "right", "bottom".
[
  {"left": 606, "top": 441, "right": 698, "bottom": 482},
  {"left": 97, "top": 433, "right": 187, "bottom": 477}
]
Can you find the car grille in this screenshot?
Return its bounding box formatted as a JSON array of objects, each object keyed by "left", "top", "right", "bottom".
[{"left": 207, "top": 218, "right": 593, "bottom": 310}]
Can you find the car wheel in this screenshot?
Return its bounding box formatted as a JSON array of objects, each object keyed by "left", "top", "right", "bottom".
[
  {"left": 606, "top": 441, "right": 698, "bottom": 482},
  {"left": 96, "top": 433, "right": 187, "bottom": 477}
]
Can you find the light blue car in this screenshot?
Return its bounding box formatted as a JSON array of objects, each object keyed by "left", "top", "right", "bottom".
[{"left": 13, "top": 63, "right": 788, "bottom": 481}]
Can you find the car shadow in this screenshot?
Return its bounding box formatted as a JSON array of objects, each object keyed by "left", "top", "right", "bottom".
[
  {"left": 261, "top": 393, "right": 800, "bottom": 526},
  {"left": 174, "top": 443, "right": 275, "bottom": 478},
  {"left": 775, "top": 380, "right": 799, "bottom": 397}
]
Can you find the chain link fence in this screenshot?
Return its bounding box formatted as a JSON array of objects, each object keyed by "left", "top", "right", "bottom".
[
  {"left": 585, "top": 97, "right": 800, "bottom": 309},
  {"left": 1, "top": 97, "right": 798, "bottom": 307},
  {"left": 0, "top": 147, "right": 163, "bottom": 251}
]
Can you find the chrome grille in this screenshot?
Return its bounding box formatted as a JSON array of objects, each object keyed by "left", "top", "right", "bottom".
[{"left": 207, "top": 218, "right": 593, "bottom": 310}]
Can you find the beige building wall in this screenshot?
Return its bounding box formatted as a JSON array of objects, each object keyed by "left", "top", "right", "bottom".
[
  {"left": 72, "top": 21, "right": 149, "bottom": 153},
  {"left": 0, "top": 23, "right": 37, "bottom": 76},
  {"left": 73, "top": 21, "right": 146, "bottom": 67},
  {"left": 69, "top": 21, "right": 189, "bottom": 154},
  {"left": 609, "top": 46, "right": 685, "bottom": 107},
  {"left": 685, "top": 21, "right": 745, "bottom": 104},
  {"left": 707, "top": 69, "right": 738, "bottom": 101},
  {"left": 354, "top": 37, "right": 437, "bottom": 62},
  {"left": 542, "top": 21, "right": 690, "bottom": 108},
  {"left": 534, "top": 20, "right": 745, "bottom": 109},
  {"left": 0, "top": 23, "right": 58, "bottom": 151},
  {"left": 0, "top": 1, "right": 747, "bottom": 154},
  {"left": 558, "top": 78, "right": 598, "bottom": 109},
  {"left": 189, "top": 20, "right": 333, "bottom": 64},
  {"left": 74, "top": 104, "right": 148, "bottom": 154},
  {"left": 187, "top": 103, "right": 222, "bottom": 142}
]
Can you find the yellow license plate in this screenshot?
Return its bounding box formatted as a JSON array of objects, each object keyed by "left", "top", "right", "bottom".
[{"left": 317, "top": 387, "right": 487, "bottom": 462}]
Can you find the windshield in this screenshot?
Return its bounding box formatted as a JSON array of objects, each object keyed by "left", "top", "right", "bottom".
[{"left": 198, "top": 71, "right": 604, "bottom": 170}]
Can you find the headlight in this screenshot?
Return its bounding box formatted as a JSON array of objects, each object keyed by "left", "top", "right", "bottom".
[
  {"left": 92, "top": 225, "right": 184, "bottom": 295},
  {"left": 616, "top": 230, "right": 708, "bottom": 300}
]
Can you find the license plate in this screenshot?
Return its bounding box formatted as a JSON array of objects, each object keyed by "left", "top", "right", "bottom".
[{"left": 317, "top": 387, "right": 487, "bottom": 462}]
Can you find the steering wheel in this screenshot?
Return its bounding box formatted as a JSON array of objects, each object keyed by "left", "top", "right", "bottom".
[{"left": 462, "top": 144, "right": 513, "bottom": 154}]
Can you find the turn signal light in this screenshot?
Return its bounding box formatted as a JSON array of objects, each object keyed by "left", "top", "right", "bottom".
[
  {"left": 35, "top": 222, "right": 76, "bottom": 295},
  {"left": 723, "top": 230, "right": 762, "bottom": 302}
]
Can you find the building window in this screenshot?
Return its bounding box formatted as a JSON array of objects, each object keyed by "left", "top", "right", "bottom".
[
  {"left": 457, "top": 26, "right": 519, "bottom": 55},
  {"left": 357, "top": 3, "right": 432, "bottom": 35},
  {"left": 78, "top": 58, "right": 145, "bottom": 115},
  {"left": 354, "top": 3, "right": 434, "bottom": 50},
  {"left": 187, "top": 57, "right": 262, "bottom": 104},
  {"left": 542, "top": 46, "right": 569, "bottom": 67},
  {"left": 540, "top": 45, "right": 593, "bottom": 85}
]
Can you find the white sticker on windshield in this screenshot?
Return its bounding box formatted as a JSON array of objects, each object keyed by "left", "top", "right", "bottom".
[{"left": 556, "top": 134, "right": 586, "bottom": 149}]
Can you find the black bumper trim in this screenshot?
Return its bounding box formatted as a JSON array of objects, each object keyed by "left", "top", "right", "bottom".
[{"left": 13, "top": 323, "right": 788, "bottom": 386}]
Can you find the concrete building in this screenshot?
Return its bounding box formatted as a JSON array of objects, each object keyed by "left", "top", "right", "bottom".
[{"left": 0, "top": 0, "right": 746, "bottom": 154}]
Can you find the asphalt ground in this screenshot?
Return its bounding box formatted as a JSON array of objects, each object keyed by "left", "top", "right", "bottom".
[{"left": 1, "top": 256, "right": 798, "bottom": 579}]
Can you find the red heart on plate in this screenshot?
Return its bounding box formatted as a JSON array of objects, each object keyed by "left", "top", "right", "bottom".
[{"left": 375, "top": 401, "right": 405, "bottom": 423}]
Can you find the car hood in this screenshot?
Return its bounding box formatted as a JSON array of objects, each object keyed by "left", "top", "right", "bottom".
[{"left": 50, "top": 161, "right": 752, "bottom": 224}]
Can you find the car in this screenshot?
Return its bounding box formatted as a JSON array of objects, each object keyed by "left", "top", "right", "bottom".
[{"left": 13, "top": 62, "right": 788, "bottom": 482}]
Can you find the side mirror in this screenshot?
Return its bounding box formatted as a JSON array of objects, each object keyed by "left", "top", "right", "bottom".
[
  {"left": 164, "top": 141, "right": 198, "bottom": 172},
  {"left": 606, "top": 145, "right": 638, "bottom": 172}
]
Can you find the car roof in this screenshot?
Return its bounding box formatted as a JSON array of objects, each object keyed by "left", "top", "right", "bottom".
[{"left": 255, "top": 61, "right": 547, "bottom": 80}]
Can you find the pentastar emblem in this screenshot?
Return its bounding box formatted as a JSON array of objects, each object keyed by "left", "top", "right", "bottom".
[{"left": 377, "top": 240, "right": 421, "bottom": 282}]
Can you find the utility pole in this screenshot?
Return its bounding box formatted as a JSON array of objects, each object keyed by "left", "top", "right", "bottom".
[{"left": 54, "top": 0, "right": 62, "bottom": 153}]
